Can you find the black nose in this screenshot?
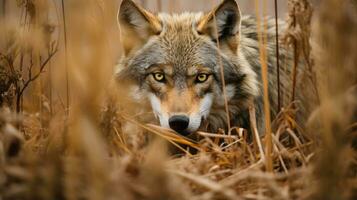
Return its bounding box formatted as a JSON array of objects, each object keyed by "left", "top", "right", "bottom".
[{"left": 169, "top": 115, "right": 190, "bottom": 134}]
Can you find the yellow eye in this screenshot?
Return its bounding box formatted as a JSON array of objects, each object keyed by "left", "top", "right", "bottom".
[
  {"left": 153, "top": 73, "right": 165, "bottom": 82},
  {"left": 196, "top": 74, "right": 209, "bottom": 83}
]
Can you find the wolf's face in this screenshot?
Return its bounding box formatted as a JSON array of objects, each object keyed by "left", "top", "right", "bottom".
[
  {"left": 144, "top": 63, "right": 217, "bottom": 135},
  {"left": 116, "top": 0, "right": 258, "bottom": 135}
]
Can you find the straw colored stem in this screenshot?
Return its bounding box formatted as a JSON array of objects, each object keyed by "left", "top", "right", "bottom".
[{"left": 254, "top": 0, "right": 273, "bottom": 172}]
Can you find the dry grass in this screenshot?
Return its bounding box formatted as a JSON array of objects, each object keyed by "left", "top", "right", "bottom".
[{"left": 0, "top": 0, "right": 356, "bottom": 200}]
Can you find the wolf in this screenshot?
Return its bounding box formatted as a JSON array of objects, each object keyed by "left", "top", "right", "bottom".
[{"left": 115, "top": 0, "right": 307, "bottom": 137}]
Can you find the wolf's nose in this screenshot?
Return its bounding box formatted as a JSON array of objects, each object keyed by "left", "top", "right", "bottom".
[{"left": 169, "top": 115, "right": 190, "bottom": 134}]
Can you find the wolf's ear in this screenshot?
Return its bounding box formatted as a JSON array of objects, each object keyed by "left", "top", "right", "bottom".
[
  {"left": 118, "top": 0, "right": 162, "bottom": 55},
  {"left": 198, "top": 0, "right": 241, "bottom": 46}
]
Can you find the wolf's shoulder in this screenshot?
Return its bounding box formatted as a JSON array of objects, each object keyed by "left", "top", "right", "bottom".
[
  {"left": 239, "top": 15, "right": 286, "bottom": 62},
  {"left": 240, "top": 15, "right": 286, "bottom": 40}
]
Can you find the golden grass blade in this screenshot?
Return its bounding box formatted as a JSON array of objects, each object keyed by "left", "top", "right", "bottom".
[
  {"left": 212, "top": 14, "right": 231, "bottom": 135},
  {"left": 254, "top": 0, "right": 273, "bottom": 172}
]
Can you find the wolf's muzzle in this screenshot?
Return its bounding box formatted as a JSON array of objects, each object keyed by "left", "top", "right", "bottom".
[{"left": 169, "top": 115, "right": 190, "bottom": 135}]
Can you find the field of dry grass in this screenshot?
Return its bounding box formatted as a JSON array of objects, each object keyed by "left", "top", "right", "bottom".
[{"left": 0, "top": 0, "right": 356, "bottom": 199}]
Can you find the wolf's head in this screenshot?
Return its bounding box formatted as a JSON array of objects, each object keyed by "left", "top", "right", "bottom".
[{"left": 116, "top": 0, "right": 258, "bottom": 135}]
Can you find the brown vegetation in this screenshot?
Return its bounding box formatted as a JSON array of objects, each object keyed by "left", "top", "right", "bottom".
[{"left": 0, "top": 0, "right": 356, "bottom": 199}]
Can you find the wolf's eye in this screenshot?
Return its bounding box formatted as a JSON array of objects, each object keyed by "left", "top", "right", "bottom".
[
  {"left": 196, "top": 74, "right": 209, "bottom": 83},
  {"left": 153, "top": 73, "right": 165, "bottom": 82}
]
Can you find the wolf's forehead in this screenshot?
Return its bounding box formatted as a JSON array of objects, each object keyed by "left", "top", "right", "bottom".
[
  {"left": 156, "top": 13, "right": 212, "bottom": 71},
  {"left": 127, "top": 13, "right": 220, "bottom": 74},
  {"left": 158, "top": 12, "right": 204, "bottom": 31},
  {"left": 158, "top": 12, "right": 204, "bottom": 45}
]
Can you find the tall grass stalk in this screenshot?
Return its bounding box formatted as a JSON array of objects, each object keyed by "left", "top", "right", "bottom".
[{"left": 254, "top": 0, "right": 273, "bottom": 172}]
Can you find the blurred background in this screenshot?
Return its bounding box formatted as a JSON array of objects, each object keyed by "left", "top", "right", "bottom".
[
  {"left": 1, "top": 0, "right": 288, "bottom": 17},
  {"left": 0, "top": 0, "right": 288, "bottom": 114}
]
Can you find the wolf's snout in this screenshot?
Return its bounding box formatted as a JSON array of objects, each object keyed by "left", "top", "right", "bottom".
[{"left": 169, "top": 115, "right": 190, "bottom": 134}]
